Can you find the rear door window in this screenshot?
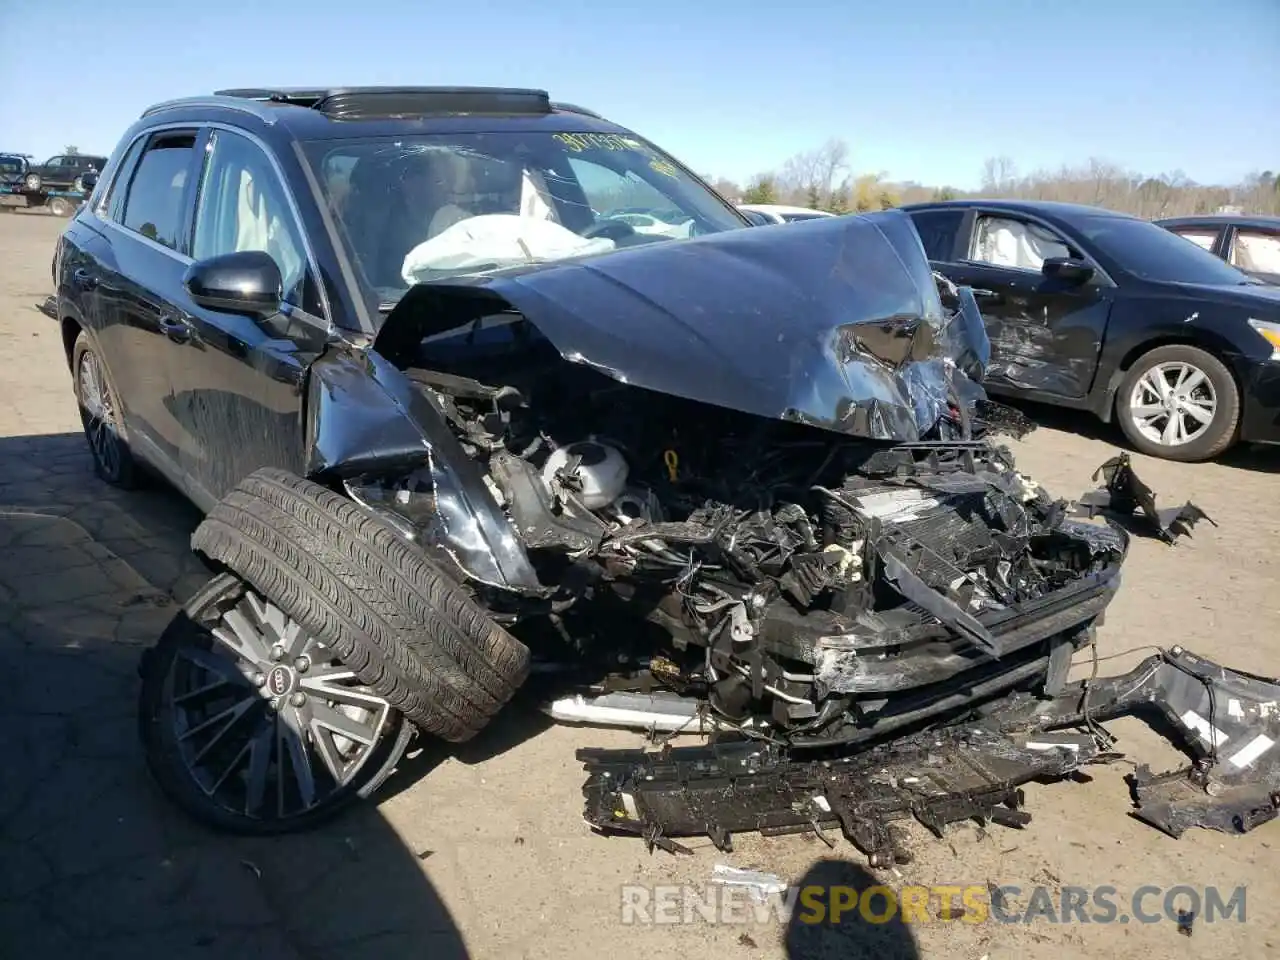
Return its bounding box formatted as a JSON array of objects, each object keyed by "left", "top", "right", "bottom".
[
  {"left": 98, "top": 138, "right": 147, "bottom": 221},
  {"left": 1230, "top": 229, "right": 1280, "bottom": 274},
  {"left": 1170, "top": 228, "right": 1218, "bottom": 251},
  {"left": 120, "top": 133, "right": 198, "bottom": 251},
  {"left": 907, "top": 209, "right": 966, "bottom": 261}
]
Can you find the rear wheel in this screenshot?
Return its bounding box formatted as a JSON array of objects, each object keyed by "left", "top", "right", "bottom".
[
  {"left": 24, "top": 172, "right": 40, "bottom": 191},
  {"left": 47, "top": 196, "right": 71, "bottom": 217},
  {"left": 139, "top": 573, "right": 415, "bottom": 834},
  {"left": 71, "top": 331, "right": 140, "bottom": 487},
  {"left": 1115, "top": 344, "right": 1239, "bottom": 462},
  {"left": 190, "top": 468, "right": 531, "bottom": 743}
]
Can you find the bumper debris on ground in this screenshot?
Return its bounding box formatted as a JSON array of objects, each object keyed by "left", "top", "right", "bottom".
[
  {"left": 1075, "top": 452, "right": 1215, "bottom": 544},
  {"left": 579, "top": 648, "right": 1279, "bottom": 861}
]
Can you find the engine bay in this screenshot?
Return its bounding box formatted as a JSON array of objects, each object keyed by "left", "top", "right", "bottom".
[{"left": 352, "top": 314, "right": 1128, "bottom": 745}]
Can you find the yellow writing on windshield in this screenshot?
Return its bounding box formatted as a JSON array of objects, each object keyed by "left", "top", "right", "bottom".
[
  {"left": 554, "top": 132, "right": 639, "bottom": 153},
  {"left": 649, "top": 159, "right": 678, "bottom": 179}
]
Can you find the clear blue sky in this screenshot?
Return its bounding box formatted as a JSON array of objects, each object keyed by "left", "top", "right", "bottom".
[{"left": 1, "top": 0, "right": 1276, "bottom": 189}]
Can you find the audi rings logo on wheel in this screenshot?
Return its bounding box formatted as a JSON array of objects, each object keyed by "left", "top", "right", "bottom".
[{"left": 267, "top": 666, "right": 293, "bottom": 697}]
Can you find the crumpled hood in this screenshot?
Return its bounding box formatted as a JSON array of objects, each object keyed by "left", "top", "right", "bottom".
[{"left": 377, "top": 208, "right": 991, "bottom": 441}]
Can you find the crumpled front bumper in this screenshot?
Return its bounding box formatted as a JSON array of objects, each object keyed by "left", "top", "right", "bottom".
[{"left": 579, "top": 647, "right": 1280, "bottom": 861}]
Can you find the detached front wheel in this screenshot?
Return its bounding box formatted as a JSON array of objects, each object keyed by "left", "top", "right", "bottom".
[
  {"left": 1115, "top": 344, "right": 1240, "bottom": 462},
  {"left": 190, "top": 468, "right": 532, "bottom": 743},
  {"left": 139, "top": 573, "right": 415, "bottom": 834}
]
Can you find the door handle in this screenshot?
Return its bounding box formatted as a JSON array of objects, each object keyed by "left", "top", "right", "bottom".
[
  {"left": 969, "top": 288, "right": 1005, "bottom": 304},
  {"left": 159, "top": 315, "right": 193, "bottom": 344},
  {"left": 72, "top": 268, "right": 98, "bottom": 290}
]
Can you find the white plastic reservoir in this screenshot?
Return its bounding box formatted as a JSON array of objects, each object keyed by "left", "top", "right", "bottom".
[{"left": 541, "top": 440, "right": 630, "bottom": 510}]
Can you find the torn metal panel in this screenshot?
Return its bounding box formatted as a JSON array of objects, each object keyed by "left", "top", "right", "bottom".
[
  {"left": 1074, "top": 452, "right": 1216, "bottom": 543},
  {"left": 305, "top": 347, "right": 435, "bottom": 477},
  {"left": 306, "top": 346, "right": 545, "bottom": 593},
  {"left": 579, "top": 647, "right": 1280, "bottom": 858},
  {"left": 376, "top": 209, "right": 992, "bottom": 443},
  {"left": 984, "top": 311, "right": 1103, "bottom": 399}
]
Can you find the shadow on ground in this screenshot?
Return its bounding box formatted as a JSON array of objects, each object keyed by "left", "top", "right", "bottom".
[
  {"left": 784, "top": 858, "right": 920, "bottom": 960},
  {"left": 0, "top": 432, "right": 471, "bottom": 959},
  {"left": 996, "top": 396, "right": 1280, "bottom": 474}
]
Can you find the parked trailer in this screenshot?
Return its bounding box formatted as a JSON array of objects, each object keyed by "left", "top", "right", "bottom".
[{"left": 0, "top": 184, "right": 86, "bottom": 216}]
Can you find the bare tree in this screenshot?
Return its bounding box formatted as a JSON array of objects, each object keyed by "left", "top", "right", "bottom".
[
  {"left": 980, "top": 156, "right": 1017, "bottom": 195},
  {"left": 708, "top": 177, "right": 742, "bottom": 202},
  {"left": 704, "top": 147, "right": 1279, "bottom": 221},
  {"left": 779, "top": 138, "right": 850, "bottom": 208}
]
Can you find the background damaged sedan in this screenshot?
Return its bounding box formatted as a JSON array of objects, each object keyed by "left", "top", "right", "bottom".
[{"left": 53, "top": 85, "right": 1132, "bottom": 832}]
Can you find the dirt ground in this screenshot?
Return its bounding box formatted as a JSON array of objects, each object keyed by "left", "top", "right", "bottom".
[{"left": 2, "top": 208, "right": 1278, "bottom": 960}]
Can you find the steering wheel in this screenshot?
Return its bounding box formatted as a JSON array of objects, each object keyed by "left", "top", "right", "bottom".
[{"left": 581, "top": 218, "right": 637, "bottom": 242}]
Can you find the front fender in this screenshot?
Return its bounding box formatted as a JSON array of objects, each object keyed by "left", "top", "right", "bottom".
[
  {"left": 305, "top": 346, "right": 543, "bottom": 592},
  {"left": 1090, "top": 300, "right": 1255, "bottom": 420}
]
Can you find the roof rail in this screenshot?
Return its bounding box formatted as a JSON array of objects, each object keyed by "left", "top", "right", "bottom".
[
  {"left": 551, "top": 101, "right": 602, "bottom": 119},
  {"left": 214, "top": 86, "right": 553, "bottom": 120},
  {"left": 214, "top": 88, "right": 327, "bottom": 108},
  {"left": 139, "top": 95, "right": 289, "bottom": 123}
]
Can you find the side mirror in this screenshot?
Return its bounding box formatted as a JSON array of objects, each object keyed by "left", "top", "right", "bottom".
[
  {"left": 79, "top": 171, "right": 98, "bottom": 192},
  {"left": 1042, "top": 256, "right": 1094, "bottom": 285},
  {"left": 183, "top": 250, "right": 281, "bottom": 317}
]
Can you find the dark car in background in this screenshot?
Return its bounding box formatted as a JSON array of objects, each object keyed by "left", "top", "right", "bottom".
[
  {"left": 47, "top": 85, "right": 1131, "bottom": 837},
  {"left": 903, "top": 199, "right": 1280, "bottom": 461},
  {"left": 1157, "top": 214, "right": 1280, "bottom": 286},
  {"left": 24, "top": 152, "right": 108, "bottom": 193},
  {"left": 0, "top": 153, "right": 29, "bottom": 209},
  {"left": 0, "top": 152, "right": 28, "bottom": 184}
]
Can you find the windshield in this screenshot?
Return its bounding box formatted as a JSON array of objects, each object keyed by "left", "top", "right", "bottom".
[
  {"left": 0, "top": 156, "right": 23, "bottom": 175},
  {"left": 1078, "top": 216, "right": 1258, "bottom": 286},
  {"left": 301, "top": 131, "right": 747, "bottom": 306}
]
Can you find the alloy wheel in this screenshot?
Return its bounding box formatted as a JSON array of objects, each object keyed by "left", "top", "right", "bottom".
[
  {"left": 77, "top": 348, "right": 124, "bottom": 478},
  {"left": 1126, "top": 361, "right": 1218, "bottom": 447},
  {"left": 160, "top": 583, "right": 396, "bottom": 822}
]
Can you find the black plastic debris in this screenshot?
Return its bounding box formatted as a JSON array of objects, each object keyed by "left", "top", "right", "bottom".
[
  {"left": 1177, "top": 908, "right": 1195, "bottom": 937},
  {"left": 974, "top": 398, "right": 1038, "bottom": 440},
  {"left": 1075, "top": 453, "right": 1215, "bottom": 544},
  {"left": 579, "top": 727, "right": 1099, "bottom": 865},
  {"left": 579, "top": 647, "right": 1280, "bottom": 860}
]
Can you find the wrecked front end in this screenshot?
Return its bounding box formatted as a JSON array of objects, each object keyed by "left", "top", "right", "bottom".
[
  {"left": 580, "top": 647, "right": 1280, "bottom": 861},
  {"left": 308, "top": 210, "right": 1129, "bottom": 751}
]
